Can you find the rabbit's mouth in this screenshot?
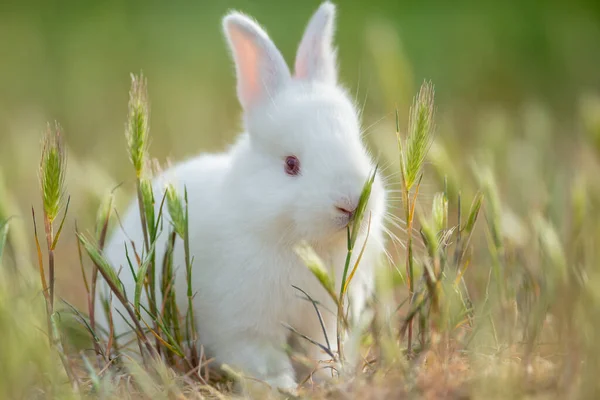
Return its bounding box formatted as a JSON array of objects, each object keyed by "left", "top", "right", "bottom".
[
  {"left": 334, "top": 214, "right": 353, "bottom": 231},
  {"left": 335, "top": 209, "right": 371, "bottom": 233}
]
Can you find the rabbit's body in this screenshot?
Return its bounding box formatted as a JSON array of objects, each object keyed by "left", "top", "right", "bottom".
[{"left": 97, "top": 2, "right": 386, "bottom": 390}]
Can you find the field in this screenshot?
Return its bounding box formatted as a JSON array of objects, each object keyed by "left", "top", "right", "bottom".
[{"left": 1, "top": 1, "right": 600, "bottom": 398}]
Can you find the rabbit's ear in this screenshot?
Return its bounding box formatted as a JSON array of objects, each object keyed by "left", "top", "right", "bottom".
[
  {"left": 223, "top": 12, "right": 291, "bottom": 110},
  {"left": 294, "top": 2, "right": 337, "bottom": 84}
]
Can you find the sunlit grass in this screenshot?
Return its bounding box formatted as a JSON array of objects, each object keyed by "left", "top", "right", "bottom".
[{"left": 0, "top": 67, "right": 599, "bottom": 399}]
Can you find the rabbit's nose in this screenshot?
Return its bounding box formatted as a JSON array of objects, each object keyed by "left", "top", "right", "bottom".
[{"left": 335, "top": 204, "right": 357, "bottom": 219}]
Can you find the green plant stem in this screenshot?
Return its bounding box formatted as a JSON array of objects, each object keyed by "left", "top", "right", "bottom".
[
  {"left": 339, "top": 227, "right": 354, "bottom": 302},
  {"left": 183, "top": 188, "right": 198, "bottom": 364},
  {"left": 135, "top": 178, "right": 162, "bottom": 356},
  {"left": 83, "top": 204, "right": 112, "bottom": 363},
  {"left": 404, "top": 178, "right": 422, "bottom": 356},
  {"left": 337, "top": 230, "right": 353, "bottom": 362},
  {"left": 39, "top": 210, "right": 80, "bottom": 391},
  {"left": 44, "top": 216, "right": 55, "bottom": 313},
  {"left": 89, "top": 246, "right": 156, "bottom": 363},
  {"left": 135, "top": 179, "right": 151, "bottom": 274},
  {"left": 50, "top": 313, "right": 80, "bottom": 393},
  {"left": 161, "top": 231, "right": 181, "bottom": 362},
  {"left": 403, "top": 187, "right": 414, "bottom": 355}
]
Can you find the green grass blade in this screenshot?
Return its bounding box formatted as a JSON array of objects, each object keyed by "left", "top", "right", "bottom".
[
  {"left": 77, "top": 233, "right": 124, "bottom": 297},
  {"left": 0, "top": 219, "right": 9, "bottom": 262},
  {"left": 134, "top": 240, "right": 157, "bottom": 315},
  {"left": 50, "top": 196, "right": 70, "bottom": 250},
  {"left": 295, "top": 241, "right": 336, "bottom": 302}
]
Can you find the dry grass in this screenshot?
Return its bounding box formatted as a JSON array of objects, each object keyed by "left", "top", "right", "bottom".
[{"left": 1, "top": 51, "right": 600, "bottom": 400}]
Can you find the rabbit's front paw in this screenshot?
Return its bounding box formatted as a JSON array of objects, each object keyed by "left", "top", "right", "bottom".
[
  {"left": 219, "top": 337, "right": 298, "bottom": 394},
  {"left": 240, "top": 371, "right": 298, "bottom": 398},
  {"left": 266, "top": 371, "right": 297, "bottom": 391}
]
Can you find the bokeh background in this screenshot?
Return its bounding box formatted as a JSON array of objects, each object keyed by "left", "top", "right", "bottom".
[{"left": 1, "top": 0, "right": 599, "bottom": 308}]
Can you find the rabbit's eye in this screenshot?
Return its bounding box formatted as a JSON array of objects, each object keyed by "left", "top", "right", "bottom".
[{"left": 284, "top": 155, "right": 300, "bottom": 176}]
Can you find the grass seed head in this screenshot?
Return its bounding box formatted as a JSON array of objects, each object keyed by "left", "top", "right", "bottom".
[
  {"left": 350, "top": 166, "right": 378, "bottom": 246},
  {"left": 95, "top": 192, "right": 114, "bottom": 240},
  {"left": 295, "top": 241, "right": 335, "bottom": 295},
  {"left": 420, "top": 211, "right": 439, "bottom": 257},
  {"left": 126, "top": 72, "right": 150, "bottom": 177},
  {"left": 77, "top": 233, "right": 124, "bottom": 297},
  {"left": 166, "top": 184, "right": 186, "bottom": 238},
  {"left": 40, "top": 122, "right": 67, "bottom": 223},
  {"left": 403, "top": 81, "right": 435, "bottom": 191},
  {"left": 432, "top": 192, "right": 448, "bottom": 233},
  {"left": 464, "top": 191, "right": 484, "bottom": 236}
]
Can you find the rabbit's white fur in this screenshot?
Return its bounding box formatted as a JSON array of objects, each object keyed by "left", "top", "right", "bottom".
[{"left": 97, "top": 1, "right": 386, "bottom": 390}]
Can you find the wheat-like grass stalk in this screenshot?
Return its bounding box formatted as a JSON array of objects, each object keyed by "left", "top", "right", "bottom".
[
  {"left": 402, "top": 81, "right": 435, "bottom": 191},
  {"left": 5, "top": 63, "right": 600, "bottom": 398},
  {"left": 40, "top": 123, "right": 67, "bottom": 224},
  {"left": 126, "top": 73, "right": 150, "bottom": 178},
  {"left": 33, "top": 122, "right": 79, "bottom": 391},
  {"left": 396, "top": 81, "right": 436, "bottom": 355}
]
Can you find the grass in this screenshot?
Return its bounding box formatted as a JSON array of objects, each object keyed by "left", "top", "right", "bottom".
[{"left": 1, "top": 65, "right": 600, "bottom": 400}]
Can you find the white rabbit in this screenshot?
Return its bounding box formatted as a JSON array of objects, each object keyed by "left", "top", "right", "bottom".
[{"left": 97, "top": 1, "right": 387, "bottom": 391}]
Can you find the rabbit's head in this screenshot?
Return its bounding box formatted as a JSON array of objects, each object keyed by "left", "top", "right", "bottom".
[{"left": 223, "top": 2, "right": 385, "bottom": 243}]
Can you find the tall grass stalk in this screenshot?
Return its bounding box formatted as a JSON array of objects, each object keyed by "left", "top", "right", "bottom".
[
  {"left": 171, "top": 186, "right": 199, "bottom": 363},
  {"left": 396, "top": 81, "right": 436, "bottom": 355},
  {"left": 125, "top": 72, "right": 164, "bottom": 354},
  {"left": 294, "top": 169, "right": 376, "bottom": 367},
  {"left": 83, "top": 191, "right": 115, "bottom": 361},
  {"left": 77, "top": 232, "right": 156, "bottom": 362},
  {"left": 336, "top": 167, "right": 377, "bottom": 362},
  {"left": 2, "top": 64, "right": 598, "bottom": 398},
  {"left": 72, "top": 73, "right": 208, "bottom": 376},
  {"left": 34, "top": 122, "right": 79, "bottom": 391}
]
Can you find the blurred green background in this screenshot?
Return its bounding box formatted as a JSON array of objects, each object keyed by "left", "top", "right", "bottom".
[
  {"left": 2, "top": 0, "right": 599, "bottom": 167},
  {"left": 1, "top": 0, "right": 599, "bottom": 305}
]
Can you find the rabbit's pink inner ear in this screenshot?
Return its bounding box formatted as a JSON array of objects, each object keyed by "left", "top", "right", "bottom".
[
  {"left": 294, "top": 2, "right": 337, "bottom": 84},
  {"left": 223, "top": 13, "right": 290, "bottom": 111},
  {"left": 228, "top": 27, "right": 261, "bottom": 107},
  {"left": 295, "top": 37, "right": 319, "bottom": 80}
]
